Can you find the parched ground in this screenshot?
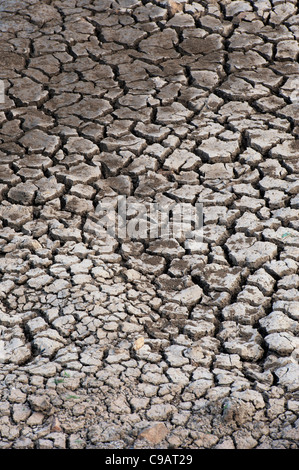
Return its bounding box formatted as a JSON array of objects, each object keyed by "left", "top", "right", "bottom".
[{"left": 0, "top": 0, "right": 298, "bottom": 449}]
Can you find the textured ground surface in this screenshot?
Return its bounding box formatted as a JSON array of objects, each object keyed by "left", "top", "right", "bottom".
[{"left": 0, "top": 0, "right": 299, "bottom": 449}]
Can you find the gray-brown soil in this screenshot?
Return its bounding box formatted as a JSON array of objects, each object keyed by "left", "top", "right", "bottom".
[{"left": 0, "top": 0, "right": 298, "bottom": 449}]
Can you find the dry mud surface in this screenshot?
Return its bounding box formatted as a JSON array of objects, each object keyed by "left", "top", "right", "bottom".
[{"left": 0, "top": 0, "right": 299, "bottom": 449}]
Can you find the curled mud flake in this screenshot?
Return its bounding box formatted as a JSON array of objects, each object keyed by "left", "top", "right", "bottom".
[{"left": 133, "top": 337, "right": 145, "bottom": 351}]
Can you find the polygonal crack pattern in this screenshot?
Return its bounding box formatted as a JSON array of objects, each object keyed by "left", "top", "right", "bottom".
[{"left": 0, "top": 0, "right": 298, "bottom": 450}]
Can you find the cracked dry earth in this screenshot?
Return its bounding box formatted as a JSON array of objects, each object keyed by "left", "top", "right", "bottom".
[{"left": 0, "top": 0, "right": 299, "bottom": 451}]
